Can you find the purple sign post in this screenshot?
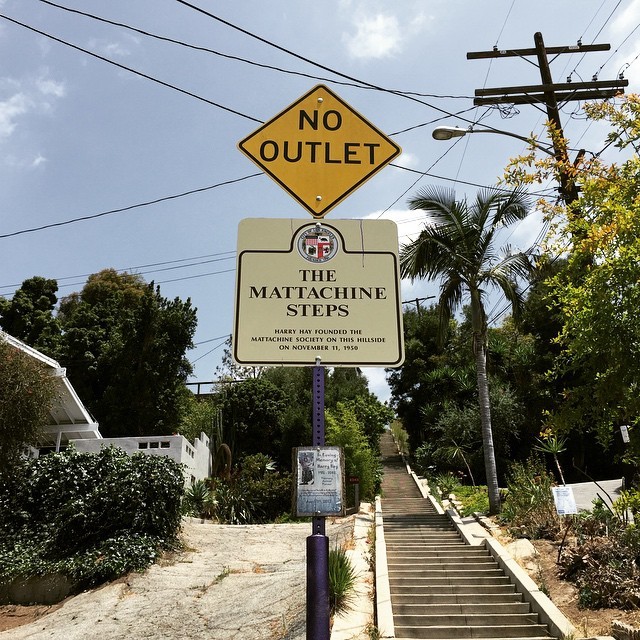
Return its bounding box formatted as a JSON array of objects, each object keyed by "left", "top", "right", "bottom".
[{"left": 306, "top": 361, "right": 329, "bottom": 640}]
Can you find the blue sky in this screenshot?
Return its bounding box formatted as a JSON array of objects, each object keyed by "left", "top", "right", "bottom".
[{"left": 1, "top": 0, "right": 638, "bottom": 402}]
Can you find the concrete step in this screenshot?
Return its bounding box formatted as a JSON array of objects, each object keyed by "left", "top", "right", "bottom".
[
  {"left": 386, "top": 552, "right": 495, "bottom": 563},
  {"left": 384, "top": 520, "right": 453, "bottom": 526},
  {"left": 385, "top": 546, "right": 487, "bottom": 555},
  {"left": 387, "top": 550, "right": 498, "bottom": 567},
  {"left": 390, "top": 583, "right": 517, "bottom": 594},
  {"left": 387, "top": 559, "right": 500, "bottom": 570},
  {"left": 392, "top": 593, "right": 523, "bottom": 604},
  {"left": 393, "top": 625, "right": 552, "bottom": 639},
  {"left": 385, "top": 544, "right": 467, "bottom": 551},
  {"left": 389, "top": 575, "right": 512, "bottom": 586},
  {"left": 393, "top": 602, "right": 533, "bottom": 615},
  {"left": 384, "top": 531, "right": 462, "bottom": 538},
  {"left": 379, "top": 431, "right": 555, "bottom": 639},
  {"left": 389, "top": 566, "right": 506, "bottom": 574},
  {"left": 394, "top": 612, "right": 541, "bottom": 626}
]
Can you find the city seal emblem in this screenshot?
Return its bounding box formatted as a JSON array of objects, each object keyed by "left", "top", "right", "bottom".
[{"left": 297, "top": 226, "right": 339, "bottom": 264}]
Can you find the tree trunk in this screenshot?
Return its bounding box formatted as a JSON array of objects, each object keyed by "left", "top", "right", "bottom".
[{"left": 475, "top": 342, "right": 501, "bottom": 514}]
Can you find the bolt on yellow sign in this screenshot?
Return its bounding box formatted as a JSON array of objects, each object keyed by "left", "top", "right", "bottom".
[
  {"left": 238, "top": 85, "right": 401, "bottom": 218},
  {"left": 232, "top": 218, "right": 404, "bottom": 367}
]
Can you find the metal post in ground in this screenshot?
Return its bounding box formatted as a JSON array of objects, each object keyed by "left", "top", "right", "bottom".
[{"left": 306, "top": 360, "right": 329, "bottom": 640}]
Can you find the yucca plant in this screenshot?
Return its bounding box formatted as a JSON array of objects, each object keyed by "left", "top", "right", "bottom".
[
  {"left": 183, "top": 479, "right": 216, "bottom": 520},
  {"left": 328, "top": 545, "right": 358, "bottom": 616}
]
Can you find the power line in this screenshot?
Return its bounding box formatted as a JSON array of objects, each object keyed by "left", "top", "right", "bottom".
[
  {"left": 0, "top": 174, "right": 261, "bottom": 239},
  {"left": 36, "top": 0, "right": 474, "bottom": 102},
  {"left": 391, "top": 163, "right": 556, "bottom": 197},
  {"left": 0, "top": 12, "right": 263, "bottom": 123},
  {"left": 0, "top": 251, "right": 236, "bottom": 292},
  {"left": 376, "top": 137, "right": 466, "bottom": 219},
  {"left": 171, "top": 0, "right": 500, "bottom": 128},
  {"left": 1, "top": 160, "right": 557, "bottom": 243},
  {"left": 194, "top": 334, "right": 231, "bottom": 346},
  {"left": 191, "top": 336, "right": 228, "bottom": 363}
]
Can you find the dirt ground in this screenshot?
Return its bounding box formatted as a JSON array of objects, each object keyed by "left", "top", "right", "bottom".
[{"left": 503, "top": 533, "right": 640, "bottom": 639}]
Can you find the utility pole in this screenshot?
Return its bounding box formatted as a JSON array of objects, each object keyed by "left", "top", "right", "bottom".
[{"left": 467, "top": 32, "right": 628, "bottom": 205}]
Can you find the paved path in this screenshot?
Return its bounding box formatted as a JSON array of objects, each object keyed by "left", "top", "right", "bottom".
[
  {"left": 1, "top": 519, "right": 355, "bottom": 640},
  {"left": 566, "top": 479, "right": 623, "bottom": 511}
]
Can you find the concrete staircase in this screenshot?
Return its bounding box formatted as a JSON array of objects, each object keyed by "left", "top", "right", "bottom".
[{"left": 379, "top": 431, "right": 555, "bottom": 640}]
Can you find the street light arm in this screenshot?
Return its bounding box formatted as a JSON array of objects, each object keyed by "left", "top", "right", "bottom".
[{"left": 432, "top": 125, "right": 555, "bottom": 156}]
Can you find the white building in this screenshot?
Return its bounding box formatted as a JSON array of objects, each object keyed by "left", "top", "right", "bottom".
[
  {"left": 2, "top": 331, "right": 102, "bottom": 453},
  {"left": 72, "top": 433, "right": 212, "bottom": 485},
  {"left": 3, "top": 331, "right": 211, "bottom": 484}
]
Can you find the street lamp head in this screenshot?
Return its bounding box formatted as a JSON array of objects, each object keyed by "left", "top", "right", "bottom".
[
  {"left": 432, "top": 124, "right": 555, "bottom": 156},
  {"left": 432, "top": 126, "right": 469, "bottom": 141}
]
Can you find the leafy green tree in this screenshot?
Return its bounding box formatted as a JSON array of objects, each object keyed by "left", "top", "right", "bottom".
[
  {"left": 0, "top": 276, "right": 61, "bottom": 353},
  {"left": 57, "top": 269, "right": 197, "bottom": 437},
  {"left": 386, "top": 306, "right": 447, "bottom": 447},
  {"left": 325, "top": 368, "right": 369, "bottom": 408},
  {"left": 400, "top": 186, "right": 532, "bottom": 514},
  {"left": 504, "top": 95, "right": 640, "bottom": 465},
  {"left": 0, "top": 337, "right": 57, "bottom": 474},
  {"left": 177, "top": 393, "right": 218, "bottom": 443},
  {"left": 326, "top": 402, "right": 379, "bottom": 501},
  {"left": 261, "top": 366, "right": 314, "bottom": 461},
  {"left": 217, "top": 377, "right": 287, "bottom": 464},
  {"left": 341, "top": 392, "right": 394, "bottom": 450}
]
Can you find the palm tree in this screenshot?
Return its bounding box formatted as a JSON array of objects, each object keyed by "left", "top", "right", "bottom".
[{"left": 400, "top": 186, "right": 532, "bottom": 514}]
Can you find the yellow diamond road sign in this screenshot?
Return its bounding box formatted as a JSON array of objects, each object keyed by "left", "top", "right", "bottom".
[{"left": 238, "top": 84, "right": 401, "bottom": 218}]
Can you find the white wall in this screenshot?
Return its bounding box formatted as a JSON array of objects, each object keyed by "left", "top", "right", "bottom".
[{"left": 71, "top": 433, "right": 212, "bottom": 484}]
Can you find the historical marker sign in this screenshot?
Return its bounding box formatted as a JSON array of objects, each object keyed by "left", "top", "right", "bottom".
[
  {"left": 294, "top": 447, "right": 345, "bottom": 517},
  {"left": 232, "top": 218, "right": 404, "bottom": 366},
  {"left": 238, "top": 84, "right": 401, "bottom": 218}
]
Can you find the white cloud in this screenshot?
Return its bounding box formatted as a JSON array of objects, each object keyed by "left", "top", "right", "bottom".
[
  {"left": 344, "top": 13, "right": 402, "bottom": 59},
  {"left": 342, "top": 4, "right": 431, "bottom": 61},
  {"left": 0, "top": 93, "right": 31, "bottom": 139},
  {"left": 611, "top": 0, "right": 640, "bottom": 35},
  {"left": 392, "top": 151, "right": 418, "bottom": 169},
  {"left": 36, "top": 77, "right": 65, "bottom": 98},
  {"left": 88, "top": 38, "right": 131, "bottom": 58},
  {"left": 505, "top": 209, "right": 545, "bottom": 252},
  {"left": 31, "top": 154, "right": 47, "bottom": 168}
]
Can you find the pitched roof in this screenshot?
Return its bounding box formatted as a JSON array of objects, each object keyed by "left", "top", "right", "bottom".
[{"left": 1, "top": 331, "right": 102, "bottom": 447}]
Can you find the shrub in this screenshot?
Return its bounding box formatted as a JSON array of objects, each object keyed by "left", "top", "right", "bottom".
[
  {"left": 453, "top": 485, "right": 490, "bottom": 516},
  {"left": 428, "top": 472, "right": 460, "bottom": 503},
  {"left": 0, "top": 339, "right": 57, "bottom": 474},
  {"left": 413, "top": 442, "right": 436, "bottom": 477},
  {"left": 328, "top": 544, "right": 357, "bottom": 616},
  {"left": 556, "top": 499, "right": 640, "bottom": 609},
  {"left": 183, "top": 479, "right": 217, "bottom": 519},
  {"left": 207, "top": 454, "right": 292, "bottom": 524},
  {"left": 558, "top": 532, "right": 640, "bottom": 609},
  {"left": 0, "top": 446, "right": 184, "bottom": 591},
  {"left": 210, "top": 480, "right": 255, "bottom": 524},
  {"left": 390, "top": 421, "right": 409, "bottom": 456},
  {"left": 499, "top": 456, "right": 562, "bottom": 539}
]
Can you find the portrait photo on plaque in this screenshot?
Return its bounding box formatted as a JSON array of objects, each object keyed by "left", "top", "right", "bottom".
[{"left": 293, "top": 446, "right": 345, "bottom": 517}]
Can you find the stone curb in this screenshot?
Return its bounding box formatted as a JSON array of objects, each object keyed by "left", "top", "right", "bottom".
[
  {"left": 483, "top": 534, "right": 576, "bottom": 639},
  {"left": 373, "top": 495, "right": 395, "bottom": 638},
  {"left": 330, "top": 506, "right": 375, "bottom": 640}
]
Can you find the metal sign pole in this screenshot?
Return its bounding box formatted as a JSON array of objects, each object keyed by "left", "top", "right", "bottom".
[{"left": 307, "top": 359, "right": 329, "bottom": 640}]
